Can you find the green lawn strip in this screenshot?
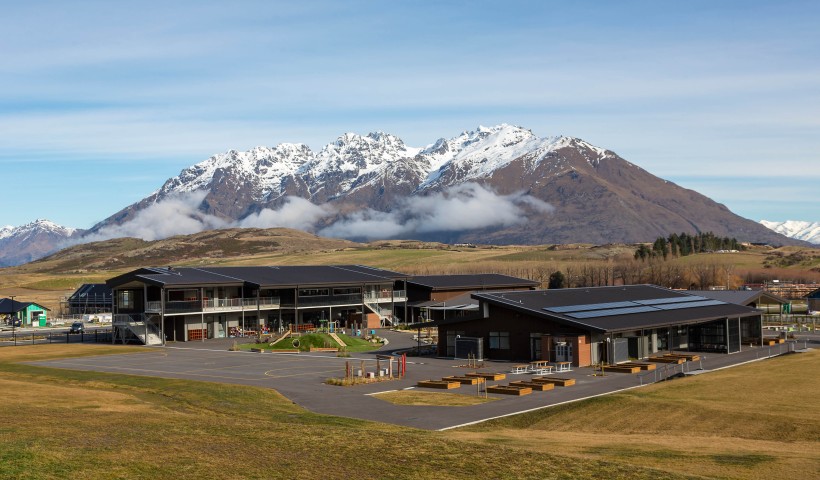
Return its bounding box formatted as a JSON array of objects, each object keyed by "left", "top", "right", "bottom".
[
  {"left": 242, "top": 332, "right": 381, "bottom": 353},
  {"left": 0, "top": 347, "right": 697, "bottom": 480}
]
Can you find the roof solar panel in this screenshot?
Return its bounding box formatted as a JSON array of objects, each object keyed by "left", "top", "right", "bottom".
[
  {"left": 634, "top": 296, "right": 708, "bottom": 306},
  {"left": 567, "top": 306, "right": 658, "bottom": 318},
  {"left": 654, "top": 299, "right": 726, "bottom": 310},
  {"left": 545, "top": 301, "right": 638, "bottom": 314}
]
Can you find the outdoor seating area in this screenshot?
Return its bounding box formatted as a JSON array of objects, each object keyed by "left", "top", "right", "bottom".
[{"left": 510, "top": 361, "right": 568, "bottom": 375}]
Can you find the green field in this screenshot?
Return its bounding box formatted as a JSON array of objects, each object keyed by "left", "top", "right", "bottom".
[{"left": 0, "top": 345, "right": 817, "bottom": 479}]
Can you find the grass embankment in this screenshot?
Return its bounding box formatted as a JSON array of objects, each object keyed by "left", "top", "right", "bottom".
[
  {"left": 244, "top": 333, "right": 381, "bottom": 353},
  {"left": 374, "top": 390, "right": 497, "bottom": 407},
  {"left": 453, "top": 349, "right": 820, "bottom": 480},
  {"left": 0, "top": 344, "right": 690, "bottom": 480}
]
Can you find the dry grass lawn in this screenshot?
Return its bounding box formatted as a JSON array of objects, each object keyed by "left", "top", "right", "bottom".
[
  {"left": 372, "top": 390, "right": 497, "bottom": 406},
  {"left": 451, "top": 349, "right": 820, "bottom": 480},
  {"left": 0, "top": 344, "right": 694, "bottom": 480}
]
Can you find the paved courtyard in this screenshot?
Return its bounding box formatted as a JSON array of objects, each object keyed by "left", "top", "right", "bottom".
[{"left": 31, "top": 330, "right": 814, "bottom": 430}]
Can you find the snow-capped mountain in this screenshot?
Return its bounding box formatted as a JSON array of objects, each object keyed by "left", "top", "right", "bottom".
[
  {"left": 90, "top": 123, "right": 800, "bottom": 248},
  {"left": 760, "top": 220, "right": 820, "bottom": 245},
  {"left": 0, "top": 219, "right": 81, "bottom": 267}
]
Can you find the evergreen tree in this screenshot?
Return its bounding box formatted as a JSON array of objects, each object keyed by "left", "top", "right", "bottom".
[{"left": 548, "top": 271, "right": 566, "bottom": 289}]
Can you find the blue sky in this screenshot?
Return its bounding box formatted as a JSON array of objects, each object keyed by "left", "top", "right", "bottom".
[{"left": 2, "top": 0, "right": 818, "bottom": 229}]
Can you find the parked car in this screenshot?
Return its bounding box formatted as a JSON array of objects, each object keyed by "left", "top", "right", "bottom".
[
  {"left": 69, "top": 321, "right": 85, "bottom": 334},
  {"left": 9, "top": 318, "right": 21, "bottom": 327}
]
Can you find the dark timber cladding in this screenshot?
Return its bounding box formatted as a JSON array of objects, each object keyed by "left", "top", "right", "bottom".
[
  {"left": 106, "top": 265, "right": 410, "bottom": 345},
  {"left": 432, "top": 285, "right": 764, "bottom": 366},
  {"left": 405, "top": 273, "right": 538, "bottom": 323}
]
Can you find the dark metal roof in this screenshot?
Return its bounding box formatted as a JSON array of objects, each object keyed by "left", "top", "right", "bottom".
[
  {"left": 469, "top": 285, "right": 760, "bottom": 333},
  {"left": 407, "top": 274, "right": 538, "bottom": 290},
  {"left": 107, "top": 265, "right": 406, "bottom": 289},
  {"left": 68, "top": 284, "right": 113, "bottom": 302},
  {"left": 0, "top": 298, "right": 50, "bottom": 313},
  {"left": 686, "top": 290, "right": 787, "bottom": 306}
]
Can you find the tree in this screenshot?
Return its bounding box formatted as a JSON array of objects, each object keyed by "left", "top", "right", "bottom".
[{"left": 548, "top": 271, "right": 566, "bottom": 289}]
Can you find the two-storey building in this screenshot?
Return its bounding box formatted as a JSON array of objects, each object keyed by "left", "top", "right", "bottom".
[{"left": 106, "top": 265, "right": 408, "bottom": 344}]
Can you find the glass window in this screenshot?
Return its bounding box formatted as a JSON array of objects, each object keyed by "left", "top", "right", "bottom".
[
  {"left": 489, "top": 331, "right": 510, "bottom": 349},
  {"left": 298, "top": 288, "right": 329, "bottom": 297},
  {"left": 118, "top": 290, "right": 133, "bottom": 309}
]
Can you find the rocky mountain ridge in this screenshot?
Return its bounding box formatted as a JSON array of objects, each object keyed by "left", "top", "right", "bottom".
[{"left": 1, "top": 124, "right": 808, "bottom": 267}]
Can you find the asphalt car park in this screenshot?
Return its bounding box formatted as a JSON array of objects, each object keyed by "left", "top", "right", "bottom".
[{"left": 31, "top": 329, "right": 811, "bottom": 430}]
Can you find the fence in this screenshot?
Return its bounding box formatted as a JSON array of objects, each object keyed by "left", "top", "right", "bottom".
[{"left": 0, "top": 329, "right": 114, "bottom": 347}]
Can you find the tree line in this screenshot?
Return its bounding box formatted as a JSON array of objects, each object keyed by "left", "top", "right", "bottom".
[{"left": 634, "top": 232, "right": 743, "bottom": 261}]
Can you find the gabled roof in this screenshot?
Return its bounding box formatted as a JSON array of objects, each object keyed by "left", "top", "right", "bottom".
[
  {"left": 469, "top": 285, "right": 760, "bottom": 334},
  {"left": 807, "top": 287, "right": 820, "bottom": 299},
  {"left": 68, "top": 284, "right": 113, "bottom": 302},
  {"left": 685, "top": 290, "right": 787, "bottom": 306},
  {"left": 0, "top": 298, "right": 50, "bottom": 313},
  {"left": 107, "top": 265, "right": 408, "bottom": 289},
  {"left": 407, "top": 274, "right": 538, "bottom": 291}
]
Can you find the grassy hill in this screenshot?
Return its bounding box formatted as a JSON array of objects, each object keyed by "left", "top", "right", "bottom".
[
  {"left": 453, "top": 349, "right": 820, "bottom": 480},
  {"left": 1, "top": 227, "right": 819, "bottom": 313}
]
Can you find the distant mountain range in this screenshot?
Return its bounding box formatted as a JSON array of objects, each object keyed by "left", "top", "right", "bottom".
[
  {"left": 0, "top": 124, "right": 811, "bottom": 267},
  {"left": 760, "top": 220, "right": 820, "bottom": 245},
  {"left": 0, "top": 220, "right": 83, "bottom": 267}
]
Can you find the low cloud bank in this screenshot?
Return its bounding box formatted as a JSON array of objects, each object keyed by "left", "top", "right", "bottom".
[
  {"left": 318, "top": 183, "right": 553, "bottom": 239},
  {"left": 76, "top": 183, "right": 553, "bottom": 244}
]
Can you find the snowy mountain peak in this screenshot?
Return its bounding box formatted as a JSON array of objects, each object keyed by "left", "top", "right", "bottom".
[
  {"left": 0, "top": 219, "right": 80, "bottom": 266},
  {"left": 12, "top": 219, "right": 77, "bottom": 236},
  {"left": 761, "top": 220, "right": 820, "bottom": 244}
]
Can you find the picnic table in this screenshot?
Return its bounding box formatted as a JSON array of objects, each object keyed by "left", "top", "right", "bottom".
[
  {"left": 528, "top": 361, "right": 554, "bottom": 374},
  {"left": 554, "top": 361, "right": 571, "bottom": 372},
  {"left": 510, "top": 364, "right": 529, "bottom": 374}
]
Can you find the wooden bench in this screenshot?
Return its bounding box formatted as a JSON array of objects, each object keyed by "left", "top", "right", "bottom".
[
  {"left": 509, "top": 380, "right": 555, "bottom": 391},
  {"left": 441, "top": 376, "right": 481, "bottom": 385},
  {"left": 417, "top": 380, "right": 460, "bottom": 389},
  {"left": 465, "top": 372, "right": 506, "bottom": 381},
  {"left": 487, "top": 385, "right": 532, "bottom": 396},
  {"left": 531, "top": 377, "right": 575, "bottom": 387}
]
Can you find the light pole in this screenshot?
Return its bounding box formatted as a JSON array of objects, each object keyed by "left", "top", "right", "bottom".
[{"left": 10, "top": 295, "right": 16, "bottom": 346}]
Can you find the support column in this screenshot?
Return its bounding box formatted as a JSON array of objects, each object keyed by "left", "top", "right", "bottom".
[
  {"left": 161, "top": 288, "right": 166, "bottom": 346},
  {"left": 200, "top": 287, "right": 205, "bottom": 343},
  {"left": 725, "top": 318, "right": 730, "bottom": 354}
]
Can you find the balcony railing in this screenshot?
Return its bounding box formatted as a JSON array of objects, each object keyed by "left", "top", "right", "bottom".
[
  {"left": 297, "top": 294, "right": 363, "bottom": 307},
  {"left": 364, "top": 290, "right": 406, "bottom": 302},
  {"left": 159, "top": 297, "right": 280, "bottom": 314}
]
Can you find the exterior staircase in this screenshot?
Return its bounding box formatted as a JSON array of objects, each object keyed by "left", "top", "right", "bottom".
[{"left": 113, "top": 314, "right": 163, "bottom": 346}]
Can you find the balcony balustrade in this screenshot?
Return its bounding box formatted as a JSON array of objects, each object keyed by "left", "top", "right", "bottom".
[
  {"left": 364, "top": 290, "right": 406, "bottom": 303},
  {"left": 147, "top": 297, "right": 280, "bottom": 315}
]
